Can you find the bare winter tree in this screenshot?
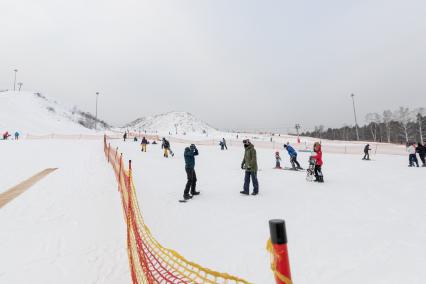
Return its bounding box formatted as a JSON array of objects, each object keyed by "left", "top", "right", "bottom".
[
  {"left": 382, "top": 110, "right": 393, "bottom": 143},
  {"left": 365, "top": 113, "right": 381, "bottom": 142},
  {"left": 415, "top": 107, "right": 425, "bottom": 142},
  {"left": 394, "top": 107, "right": 413, "bottom": 143}
]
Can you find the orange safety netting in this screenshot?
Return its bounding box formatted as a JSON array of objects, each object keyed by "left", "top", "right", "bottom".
[{"left": 103, "top": 136, "right": 251, "bottom": 284}]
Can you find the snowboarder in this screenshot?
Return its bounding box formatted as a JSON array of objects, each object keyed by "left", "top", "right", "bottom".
[
  {"left": 310, "top": 142, "right": 324, "bottom": 182},
  {"left": 284, "top": 143, "right": 303, "bottom": 170},
  {"left": 14, "top": 131, "right": 20, "bottom": 140},
  {"left": 123, "top": 132, "right": 127, "bottom": 142},
  {"left": 162, "top": 138, "right": 174, "bottom": 157},
  {"left": 274, "top": 151, "right": 282, "bottom": 169},
  {"left": 133, "top": 137, "right": 138, "bottom": 142},
  {"left": 222, "top": 138, "right": 228, "bottom": 150},
  {"left": 407, "top": 143, "right": 419, "bottom": 167},
  {"left": 141, "top": 137, "right": 148, "bottom": 152},
  {"left": 183, "top": 144, "right": 200, "bottom": 200},
  {"left": 219, "top": 140, "right": 225, "bottom": 150},
  {"left": 363, "top": 144, "right": 371, "bottom": 160},
  {"left": 416, "top": 142, "right": 426, "bottom": 167},
  {"left": 2, "top": 131, "right": 10, "bottom": 140},
  {"left": 240, "top": 139, "right": 259, "bottom": 195}
]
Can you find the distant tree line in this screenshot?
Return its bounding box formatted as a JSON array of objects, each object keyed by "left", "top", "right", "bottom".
[{"left": 300, "top": 107, "right": 426, "bottom": 144}]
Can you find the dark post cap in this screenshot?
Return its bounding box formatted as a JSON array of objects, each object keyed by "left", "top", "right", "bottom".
[{"left": 269, "top": 219, "right": 287, "bottom": 244}]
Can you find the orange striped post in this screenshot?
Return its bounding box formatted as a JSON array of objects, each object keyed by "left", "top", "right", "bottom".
[{"left": 269, "top": 219, "right": 292, "bottom": 284}]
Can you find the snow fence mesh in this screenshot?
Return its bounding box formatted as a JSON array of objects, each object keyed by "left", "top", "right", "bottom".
[{"left": 103, "top": 136, "right": 251, "bottom": 284}]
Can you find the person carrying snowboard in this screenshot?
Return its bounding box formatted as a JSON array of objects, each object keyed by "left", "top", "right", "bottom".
[
  {"left": 141, "top": 137, "right": 148, "bottom": 152},
  {"left": 416, "top": 142, "right": 426, "bottom": 167},
  {"left": 240, "top": 139, "right": 259, "bottom": 195},
  {"left": 183, "top": 144, "right": 200, "bottom": 200},
  {"left": 363, "top": 144, "right": 371, "bottom": 160},
  {"left": 274, "top": 151, "right": 282, "bottom": 169},
  {"left": 310, "top": 142, "right": 324, "bottom": 182},
  {"left": 284, "top": 143, "right": 303, "bottom": 170},
  {"left": 219, "top": 140, "right": 225, "bottom": 150},
  {"left": 222, "top": 138, "right": 228, "bottom": 150}
]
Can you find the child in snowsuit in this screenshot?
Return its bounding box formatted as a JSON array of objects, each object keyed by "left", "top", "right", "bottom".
[
  {"left": 275, "top": 152, "right": 282, "bottom": 169},
  {"left": 284, "top": 144, "right": 302, "bottom": 170},
  {"left": 416, "top": 142, "right": 426, "bottom": 167},
  {"left": 407, "top": 143, "right": 419, "bottom": 167},
  {"left": 310, "top": 142, "right": 324, "bottom": 182},
  {"left": 14, "top": 132, "right": 19, "bottom": 140},
  {"left": 363, "top": 144, "right": 371, "bottom": 160}
]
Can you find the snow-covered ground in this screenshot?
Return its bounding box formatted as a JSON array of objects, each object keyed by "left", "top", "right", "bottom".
[
  {"left": 113, "top": 139, "right": 426, "bottom": 283},
  {"left": 0, "top": 140, "right": 129, "bottom": 283}
]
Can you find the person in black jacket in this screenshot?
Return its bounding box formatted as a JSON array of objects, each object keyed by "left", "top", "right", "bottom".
[
  {"left": 363, "top": 144, "right": 371, "bottom": 160},
  {"left": 183, "top": 144, "right": 200, "bottom": 200},
  {"left": 416, "top": 142, "right": 426, "bottom": 167}
]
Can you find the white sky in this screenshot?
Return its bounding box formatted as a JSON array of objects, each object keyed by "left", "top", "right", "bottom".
[{"left": 1, "top": 0, "right": 425, "bottom": 132}]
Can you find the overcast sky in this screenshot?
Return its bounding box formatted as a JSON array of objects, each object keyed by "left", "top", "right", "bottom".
[{"left": 1, "top": 0, "right": 425, "bottom": 132}]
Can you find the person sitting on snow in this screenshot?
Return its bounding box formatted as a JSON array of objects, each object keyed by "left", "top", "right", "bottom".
[{"left": 284, "top": 143, "right": 303, "bottom": 170}]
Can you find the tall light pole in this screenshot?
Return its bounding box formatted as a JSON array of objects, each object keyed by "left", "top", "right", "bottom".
[
  {"left": 95, "top": 92, "right": 100, "bottom": 130},
  {"left": 13, "top": 69, "right": 18, "bottom": 91},
  {"left": 350, "top": 93, "right": 360, "bottom": 141}
]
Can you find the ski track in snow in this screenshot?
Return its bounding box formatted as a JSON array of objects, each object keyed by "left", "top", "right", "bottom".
[
  {"left": 0, "top": 140, "right": 129, "bottom": 284},
  {"left": 113, "top": 140, "right": 426, "bottom": 284}
]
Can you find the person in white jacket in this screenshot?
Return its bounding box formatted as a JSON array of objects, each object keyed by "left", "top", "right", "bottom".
[{"left": 407, "top": 143, "right": 419, "bottom": 167}]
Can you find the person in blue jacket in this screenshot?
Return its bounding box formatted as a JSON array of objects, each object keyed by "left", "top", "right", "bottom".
[
  {"left": 183, "top": 144, "right": 200, "bottom": 200},
  {"left": 284, "top": 143, "right": 303, "bottom": 170}
]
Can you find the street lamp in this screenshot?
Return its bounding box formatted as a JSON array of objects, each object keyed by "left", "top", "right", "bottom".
[
  {"left": 350, "top": 93, "right": 360, "bottom": 141},
  {"left": 95, "top": 92, "right": 100, "bottom": 130},
  {"left": 13, "top": 69, "right": 18, "bottom": 91}
]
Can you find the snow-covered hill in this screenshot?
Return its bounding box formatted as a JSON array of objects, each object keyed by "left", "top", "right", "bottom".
[
  {"left": 0, "top": 91, "right": 110, "bottom": 135},
  {"left": 125, "top": 111, "right": 218, "bottom": 136}
]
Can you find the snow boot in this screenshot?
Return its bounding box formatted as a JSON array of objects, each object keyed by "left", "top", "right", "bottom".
[
  {"left": 251, "top": 192, "right": 258, "bottom": 196},
  {"left": 183, "top": 194, "right": 193, "bottom": 200},
  {"left": 191, "top": 191, "right": 200, "bottom": 196},
  {"left": 240, "top": 191, "right": 249, "bottom": 195}
]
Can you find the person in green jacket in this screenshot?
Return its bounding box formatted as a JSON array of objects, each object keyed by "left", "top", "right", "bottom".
[{"left": 240, "top": 139, "right": 259, "bottom": 195}]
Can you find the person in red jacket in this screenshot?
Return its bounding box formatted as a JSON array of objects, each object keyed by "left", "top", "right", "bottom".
[{"left": 310, "top": 142, "right": 324, "bottom": 182}]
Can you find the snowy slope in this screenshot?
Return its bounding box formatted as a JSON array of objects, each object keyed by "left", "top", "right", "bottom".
[
  {"left": 125, "top": 111, "right": 217, "bottom": 135},
  {"left": 113, "top": 140, "right": 426, "bottom": 284},
  {"left": 0, "top": 91, "right": 109, "bottom": 135}
]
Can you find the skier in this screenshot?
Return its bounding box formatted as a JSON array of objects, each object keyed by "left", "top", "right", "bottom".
[
  {"left": 284, "top": 143, "right": 303, "bottom": 170},
  {"left": 416, "top": 142, "right": 426, "bottom": 167},
  {"left": 222, "top": 138, "right": 228, "bottom": 150},
  {"left": 141, "top": 137, "right": 148, "bottom": 152},
  {"left": 274, "top": 151, "right": 282, "bottom": 169},
  {"left": 14, "top": 131, "right": 20, "bottom": 140},
  {"left": 123, "top": 132, "right": 127, "bottom": 142},
  {"left": 363, "top": 144, "right": 371, "bottom": 160},
  {"left": 183, "top": 144, "right": 200, "bottom": 200},
  {"left": 310, "top": 142, "right": 324, "bottom": 182},
  {"left": 240, "top": 139, "right": 259, "bottom": 196},
  {"left": 407, "top": 142, "right": 419, "bottom": 167}
]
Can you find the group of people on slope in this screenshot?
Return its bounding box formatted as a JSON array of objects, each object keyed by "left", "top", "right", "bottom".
[
  {"left": 182, "top": 139, "right": 324, "bottom": 200},
  {"left": 407, "top": 142, "right": 426, "bottom": 167},
  {"left": 2, "top": 131, "right": 20, "bottom": 140}
]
